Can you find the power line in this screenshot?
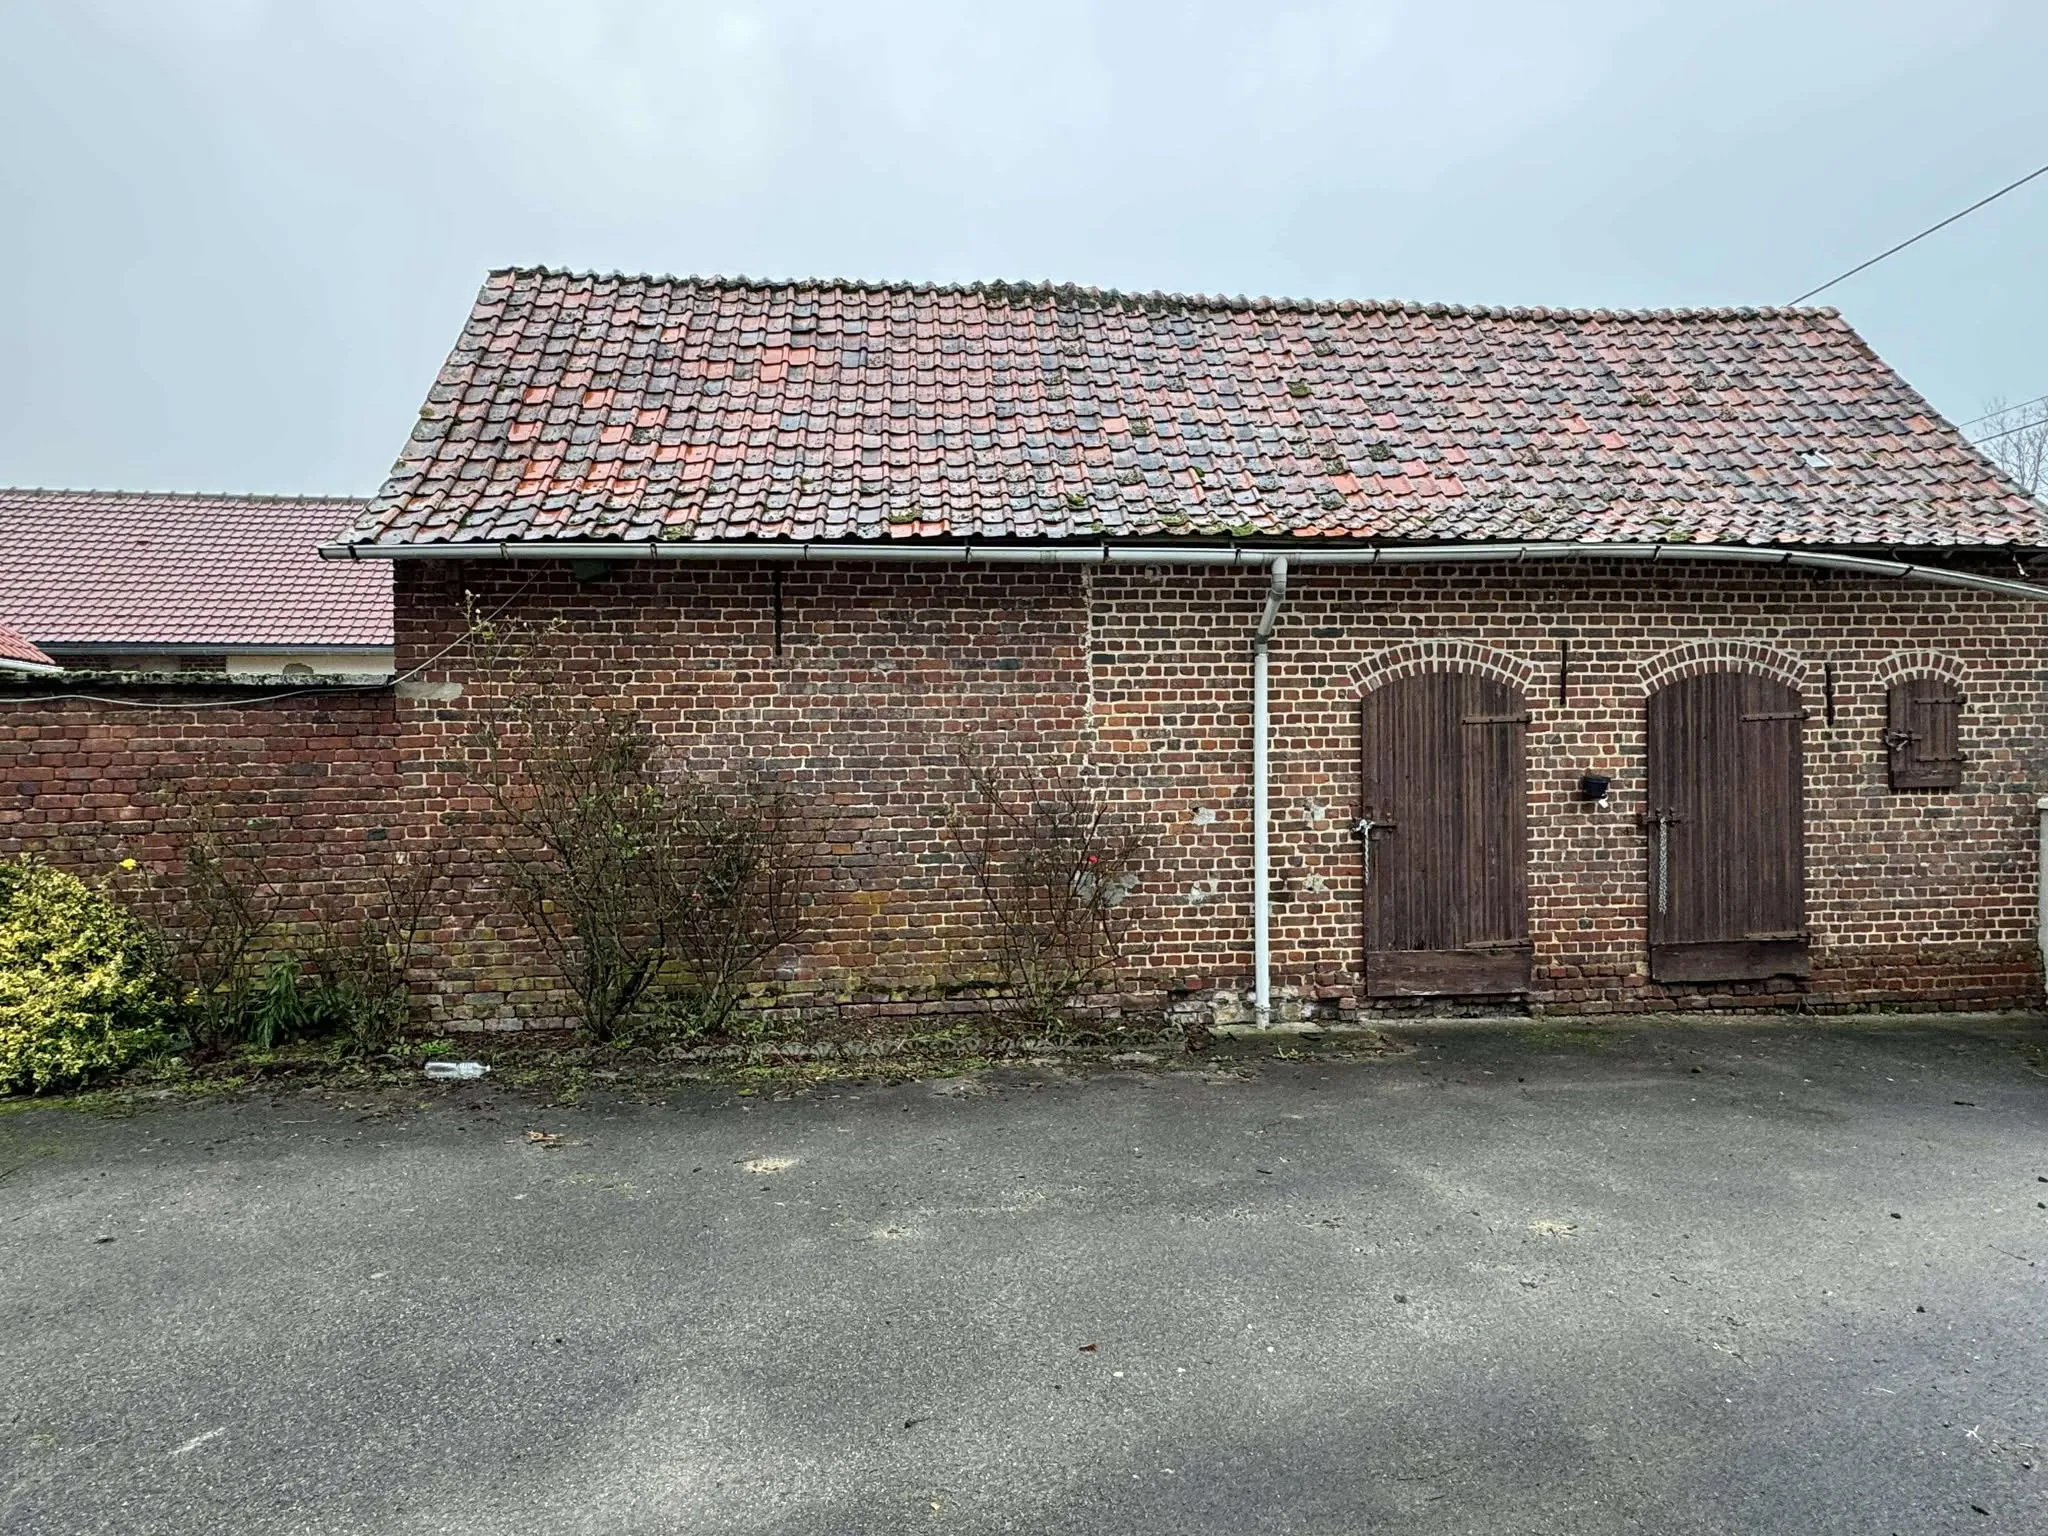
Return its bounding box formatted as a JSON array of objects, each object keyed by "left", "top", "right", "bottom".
[
  {"left": 1971, "top": 413, "right": 2048, "bottom": 447},
  {"left": 1789, "top": 160, "right": 2048, "bottom": 305},
  {"left": 1956, "top": 390, "right": 2048, "bottom": 430}
]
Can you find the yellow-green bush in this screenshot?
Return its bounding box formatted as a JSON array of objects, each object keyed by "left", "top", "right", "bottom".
[{"left": 0, "top": 857, "right": 176, "bottom": 1094}]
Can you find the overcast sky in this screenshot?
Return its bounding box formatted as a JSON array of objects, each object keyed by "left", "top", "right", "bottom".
[{"left": 3, "top": 0, "right": 2045, "bottom": 498}]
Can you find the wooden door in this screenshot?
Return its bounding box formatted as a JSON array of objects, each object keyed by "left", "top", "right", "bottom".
[
  {"left": 1359, "top": 672, "right": 1531, "bottom": 996},
  {"left": 1644, "top": 672, "right": 1807, "bottom": 983}
]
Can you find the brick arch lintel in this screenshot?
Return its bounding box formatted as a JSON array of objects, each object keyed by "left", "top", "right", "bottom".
[
  {"left": 1870, "top": 648, "right": 1968, "bottom": 689},
  {"left": 1636, "top": 640, "right": 1813, "bottom": 700},
  {"left": 1349, "top": 640, "right": 1539, "bottom": 698}
]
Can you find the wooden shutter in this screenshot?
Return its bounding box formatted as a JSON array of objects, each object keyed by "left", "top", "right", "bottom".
[{"left": 1886, "top": 677, "right": 1962, "bottom": 789}]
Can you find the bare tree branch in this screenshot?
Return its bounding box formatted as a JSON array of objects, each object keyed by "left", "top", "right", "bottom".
[{"left": 1975, "top": 397, "right": 2048, "bottom": 498}]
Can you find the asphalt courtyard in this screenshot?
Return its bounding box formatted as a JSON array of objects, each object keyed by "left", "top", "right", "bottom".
[{"left": 4, "top": 1016, "right": 2047, "bottom": 1535}]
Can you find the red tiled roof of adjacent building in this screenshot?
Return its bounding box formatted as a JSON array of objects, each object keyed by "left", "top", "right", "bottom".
[
  {"left": 0, "top": 616, "right": 58, "bottom": 673},
  {"left": 0, "top": 489, "right": 390, "bottom": 648},
  {"left": 333, "top": 267, "right": 2047, "bottom": 553}
]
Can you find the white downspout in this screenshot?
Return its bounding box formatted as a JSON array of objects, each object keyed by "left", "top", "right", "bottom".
[
  {"left": 2037, "top": 797, "right": 2048, "bottom": 1000},
  {"left": 1252, "top": 557, "right": 1290, "bottom": 1029}
]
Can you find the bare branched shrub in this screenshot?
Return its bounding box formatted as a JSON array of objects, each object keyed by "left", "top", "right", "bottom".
[
  {"left": 128, "top": 770, "right": 451, "bottom": 1057},
  {"left": 659, "top": 776, "right": 809, "bottom": 1038},
  {"left": 308, "top": 833, "right": 457, "bottom": 1056},
  {"left": 464, "top": 600, "right": 810, "bottom": 1041},
  {"left": 479, "top": 707, "right": 675, "bottom": 1042},
  {"left": 950, "top": 747, "right": 1146, "bottom": 1037},
  {"left": 161, "top": 818, "right": 289, "bottom": 1053}
]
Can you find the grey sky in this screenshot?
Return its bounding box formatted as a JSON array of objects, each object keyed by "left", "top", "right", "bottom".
[{"left": 3, "top": 0, "right": 2045, "bottom": 499}]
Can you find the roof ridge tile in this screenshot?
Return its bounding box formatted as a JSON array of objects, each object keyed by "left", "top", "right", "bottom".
[
  {"left": 483, "top": 264, "right": 1842, "bottom": 323},
  {"left": 0, "top": 485, "right": 365, "bottom": 505}
]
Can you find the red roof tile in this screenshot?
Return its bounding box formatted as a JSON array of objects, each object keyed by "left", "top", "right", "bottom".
[
  {"left": 0, "top": 489, "right": 390, "bottom": 648},
  {"left": 336, "top": 268, "right": 2047, "bottom": 553},
  {"left": 0, "top": 617, "right": 58, "bottom": 673}
]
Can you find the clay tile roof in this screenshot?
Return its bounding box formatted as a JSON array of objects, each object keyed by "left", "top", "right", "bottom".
[
  {"left": 0, "top": 489, "right": 390, "bottom": 648},
  {"left": 335, "top": 267, "right": 2048, "bottom": 552},
  {"left": 0, "top": 616, "right": 58, "bottom": 674}
]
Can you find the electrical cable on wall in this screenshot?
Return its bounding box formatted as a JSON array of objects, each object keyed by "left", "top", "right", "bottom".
[{"left": 4, "top": 574, "right": 541, "bottom": 712}]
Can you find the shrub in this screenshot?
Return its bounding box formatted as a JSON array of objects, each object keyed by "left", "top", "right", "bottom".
[
  {"left": 130, "top": 816, "right": 445, "bottom": 1059},
  {"left": 481, "top": 707, "right": 678, "bottom": 1041},
  {"left": 657, "top": 773, "right": 808, "bottom": 1038},
  {"left": 482, "top": 709, "right": 811, "bottom": 1042},
  {"left": 165, "top": 826, "right": 285, "bottom": 1055},
  {"left": 949, "top": 750, "right": 1146, "bottom": 1037},
  {"left": 0, "top": 857, "right": 177, "bottom": 1094},
  {"left": 467, "top": 604, "right": 810, "bottom": 1042},
  {"left": 291, "top": 839, "right": 451, "bottom": 1058}
]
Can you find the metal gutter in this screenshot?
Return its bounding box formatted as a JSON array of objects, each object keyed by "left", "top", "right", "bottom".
[{"left": 318, "top": 537, "right": 2048, "bottom": 602}]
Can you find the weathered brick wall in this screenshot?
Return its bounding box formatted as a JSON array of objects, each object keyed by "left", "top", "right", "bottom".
[
  {"left": 1094, "top": 564, "right": 2048, "bottom": 1015},
  {"left": 396, "top": 558, "right": 2048, "bottom": 1029},
  {"left": 0, "top": 683, "right": 400, "bottom": 935},
  {"left": 395, "top": 560, "right": 1093, "bottom": 1030}
]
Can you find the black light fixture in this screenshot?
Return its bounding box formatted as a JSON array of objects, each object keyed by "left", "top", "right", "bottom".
[{"left": 1578, "top": 773, "right": 1611, "bottom": 802}]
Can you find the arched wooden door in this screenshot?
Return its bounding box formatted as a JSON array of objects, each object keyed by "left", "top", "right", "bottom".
[
  {"left": 1359, "top": 672, "right": 1531, "bottom": 996},
  {"left": 1643, "top": 672, "right": 1807, "bottom": 982}
]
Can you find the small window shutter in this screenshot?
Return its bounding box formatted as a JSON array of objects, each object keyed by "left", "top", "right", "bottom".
[{"left": 1886, "top": 677, "right": 1962, "bottom": 789}]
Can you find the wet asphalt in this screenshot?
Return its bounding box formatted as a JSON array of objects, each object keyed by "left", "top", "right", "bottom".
[{"left": 3, "top": 1016, "right": 2047, "bottom": 1535}]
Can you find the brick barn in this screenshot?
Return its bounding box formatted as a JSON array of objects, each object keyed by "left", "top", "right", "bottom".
[{"left": 323, "top": 267, "right": 2048, "bottom": 1030}]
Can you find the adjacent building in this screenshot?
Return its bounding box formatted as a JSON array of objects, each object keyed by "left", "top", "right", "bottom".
[
  {"left": 0, "top": 617, "right": 59, "bottom": 676},
  {"left": 0, "top": 488, "right": 391, "bottom": 679}
]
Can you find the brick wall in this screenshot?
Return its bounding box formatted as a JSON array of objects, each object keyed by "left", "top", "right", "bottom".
[
  {"left": 396, "top": 557, "right": 2048, "bottom": 1029},
  {"left": 0, "top": 682, "right": 400, "bottom": 936},
  {"left": 396, "top": 560, "right": 1092, "bottom": 1029},
  {"left": 1094, "top": 564, "right": 2048, "bottom": 1015}
]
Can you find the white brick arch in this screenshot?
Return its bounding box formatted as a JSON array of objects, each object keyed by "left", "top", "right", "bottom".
[
  {"left": 1636, "top": 640, "right": 1813, "bottom": 701},
  {"left": 1870, "top": 648, "right": 1968, "bottom": 689},
  {"left": 1348, "top": 640, "right": 1539, "bottom": 698}
]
